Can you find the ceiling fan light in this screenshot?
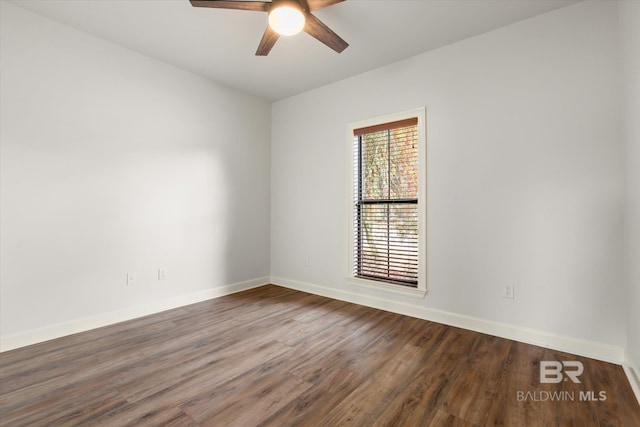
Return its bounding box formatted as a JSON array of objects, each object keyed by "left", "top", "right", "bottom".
[{"left": 268, "top": 6, "right": 305, "bottom": 36}]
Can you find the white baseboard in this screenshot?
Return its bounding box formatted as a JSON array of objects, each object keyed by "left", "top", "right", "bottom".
[
  {"left": 4, "top": 275, "right": 637, "bottom": 402},
  {"left": 270, "top": 276, "right": 625, "bottom": 365},
  {"left": 0, "top": 276, "right": 269, "bottom": 352},
  {"left": 623, "top": 351, "right": 640, "bottom": 406}
]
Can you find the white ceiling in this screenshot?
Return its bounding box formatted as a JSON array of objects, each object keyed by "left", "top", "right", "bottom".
[{"left": 9, "top": 0, "right": 580, "bottom": 101}]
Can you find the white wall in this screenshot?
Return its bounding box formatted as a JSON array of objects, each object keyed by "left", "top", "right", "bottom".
[
  {"left": 0, "top": 3, "right": 271, "bottom": 343},
  {"left": 620, "top": 1, "right": 640, "bottom": 376},
  {"left": 271, "top": 0, "right": 625, "bottom": 349}
]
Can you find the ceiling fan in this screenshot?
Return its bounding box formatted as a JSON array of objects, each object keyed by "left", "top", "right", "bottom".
[{"left": 190, "top": 0, "right": 349, "bottom": 56}]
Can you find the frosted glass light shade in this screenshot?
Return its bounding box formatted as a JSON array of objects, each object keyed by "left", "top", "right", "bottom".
[{"left": 268, "top": 6, "right": 305, "bottom": 36}]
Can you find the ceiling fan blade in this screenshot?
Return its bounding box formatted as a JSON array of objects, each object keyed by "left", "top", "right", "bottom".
[
  {"left": 255, "top": 25, "right": 280, "bottom": 56},
  {"left": 189, "top": 1, "right": 270, "bottom": 12},
  {"left": 298, "top": 0, "right": 310, "bottom": 12},
  {"left": 307, "top": 0, "right": 344, "bottom": 12},
  {"left": 304, "top": 13, "right": 348, "bottom": 53}
]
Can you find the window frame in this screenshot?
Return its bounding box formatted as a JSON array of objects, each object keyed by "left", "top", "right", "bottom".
[{"left": 346, "top": 107, "right": 427, "bottom": 298}]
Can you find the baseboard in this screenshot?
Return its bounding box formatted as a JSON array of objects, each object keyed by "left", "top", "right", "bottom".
[
  {"left": 0, "top": 276, "right": 269, "bottom": 352},
  {"left": 623, "top": 351, "right": 640, "bottom": 406},
  {"left": 270, "top": 276, "right": 625, "bottom": 365},
  {"left": 3, "top": 275, "right": 628, "bottom": 369}
]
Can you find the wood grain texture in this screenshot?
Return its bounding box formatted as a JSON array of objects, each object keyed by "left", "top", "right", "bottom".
[
  {"left": 1, "top": 285, "right": 639, "bottom": 426},
  {"left": 307, "top": 0, "right": 344, "bottom": 12},
  {"left": 303, "top": 13, "right": 348, "bottom": 53},
  {"left": 189, "top": 1, "right": 270, "bottom": 12},
  {"left": 255, "top": 25, "right": 280, "bottom": 56}
]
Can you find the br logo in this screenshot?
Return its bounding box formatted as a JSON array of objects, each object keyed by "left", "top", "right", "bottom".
[{"left": 540, "top": 361, "right": 584, "bottom": 384}]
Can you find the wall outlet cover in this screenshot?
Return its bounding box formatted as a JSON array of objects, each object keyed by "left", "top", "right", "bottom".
[{"left": 503, "top": 285, "right": 514, "bottom": 299}]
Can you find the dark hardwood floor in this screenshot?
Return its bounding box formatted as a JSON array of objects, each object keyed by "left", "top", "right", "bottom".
[{"left": 1, "top": 285, "right": 639, "bottom": 426}]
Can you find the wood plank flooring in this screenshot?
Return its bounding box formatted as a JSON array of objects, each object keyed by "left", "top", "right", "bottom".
[{"left": 1, "top": 285, "right": 639, "bottom": 426}]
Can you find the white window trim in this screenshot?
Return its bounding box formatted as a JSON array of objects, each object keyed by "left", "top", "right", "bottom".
[{"left": 346, "top": 107, "right": 427, "bottom": 299}]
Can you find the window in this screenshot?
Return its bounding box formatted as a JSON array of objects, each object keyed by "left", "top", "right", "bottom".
[{"left": 348, "top": 108, "right": 426, "bottom": 296}]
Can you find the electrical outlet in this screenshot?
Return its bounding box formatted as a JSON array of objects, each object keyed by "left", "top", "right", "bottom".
[
  {"left": 127, "top": 273, "right": 136, "bottom": 286},
  {"left": 502, "top": 285, "right": 514, "bottom": 299},
  {"left": 158, "top": 268, "right": 166, "bottom": 280},
  {"left": 304, "top": 256, "right": 309, "bottom": 267}
]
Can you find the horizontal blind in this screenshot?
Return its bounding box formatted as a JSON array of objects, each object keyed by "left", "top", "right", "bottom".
[{"left": 354, "top": 118, "right": 419, "bottom": 287}]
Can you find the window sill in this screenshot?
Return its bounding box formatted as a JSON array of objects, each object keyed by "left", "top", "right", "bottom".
[{"left": 347, "top": 277, "right": 427, "bottom": 299}]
